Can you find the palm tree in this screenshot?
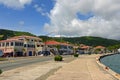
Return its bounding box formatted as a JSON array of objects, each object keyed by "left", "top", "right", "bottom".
[{"left": 22, "top": 48, "right": 27, "bottom": 56}]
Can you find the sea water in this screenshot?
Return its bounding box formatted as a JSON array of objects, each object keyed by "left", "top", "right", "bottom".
[{"left": 100, "top": 54, "right": 120, "bottom": 73}]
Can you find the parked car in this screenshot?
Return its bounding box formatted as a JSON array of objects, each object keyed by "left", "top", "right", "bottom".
[{"left": 41, "top": 51, "right": 50, "bottom": 56}]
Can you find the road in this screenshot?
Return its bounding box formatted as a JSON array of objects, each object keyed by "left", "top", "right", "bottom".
[
  {"left": 0, "top": 55, "right": 71, "bottom": 71},
  {"left": 0, "top": 56, "right": 54, "bottom": 71}
]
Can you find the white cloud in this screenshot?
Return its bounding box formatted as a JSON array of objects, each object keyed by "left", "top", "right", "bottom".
[
  {"left": 44, "top": 0, "right": 120, "bottom": 40},
  {"left": 0, "top": 0, "right": 32, "bottom": 9},
  {"left": 34, "top": 4, "right": 48, "bottom": 16},
  {"left": 19, "top": 21, "right": 24, "bottom": 26}
]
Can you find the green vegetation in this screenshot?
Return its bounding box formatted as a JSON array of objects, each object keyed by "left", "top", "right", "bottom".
[
  {"left": 39, "top": 36, "right": 120, "bottom": 47},
  {"left": 39, "top": 36, "right": 65, "bottom": 42},
  {"left": 54, "top": 55, "right": 63, "bottom": 61},
  {"left": 0, "top": 69, "right": 2, "bottom": 74},
  {"left": 0, "top": 58, "right": 8, "bottom": 61},
  {"left": 0, "top": 29, "right": 35, "bottom": 40},
  {"left": 74, "top": 54, "right": 79, "bottom": 57},
  {"left": 0, "top": 29, "right": 120, "bottom": 48},
  {"left": 62, "top": 36, "right": 120, "bottom": 47},
  {"left": 107, "top": 44, "right": 120, "bottom": 51}
]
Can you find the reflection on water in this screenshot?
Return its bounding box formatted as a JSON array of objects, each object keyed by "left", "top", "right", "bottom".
[{"left": 100, "top": 54, "right": 120, "bottom": 73}]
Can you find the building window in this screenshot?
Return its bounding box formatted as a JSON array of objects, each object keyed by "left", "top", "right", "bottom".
[
  {"left": 15, "top": 42, "right": 23, "bottom": 46},
  {"left": 11, "top": 42, "right": 14, "bottom": 46},
  {"left": 31, "top": 39, "right": 34, "bottom": 42},
  {"left": 6, "top": 42, "right": 9, "bottom": 46},
  {"left": 39, "top": 40, "right": 42, "bottom": 42},
  {"left": 24, "top": 44, "right": 27, "bottom": 47},
  {"left": 28, "top": 44, "right": 30, "bottom": 47},
  {"left": 15, "top": 42, "right": 18, "bottom": 46},
  {"left": 15, "top": 42, "right": 19, "bottom": 46},
  {"left": 37, "top": 45, "right": 40, "bottom": 47},
  {"left": 21, "top": 43, "right": 23, "bottom": 46}
]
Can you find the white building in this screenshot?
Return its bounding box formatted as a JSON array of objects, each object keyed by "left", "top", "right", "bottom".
[{"left": 0, "top": 35, "right": 44, "bottom": 57}]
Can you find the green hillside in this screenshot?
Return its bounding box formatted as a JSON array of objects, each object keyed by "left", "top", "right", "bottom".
[
  {"left": 63, "top": 36, "right": 120, "bottom": 47},
  {"left": 39, "top": 36, "right": 120, "bottom": 47},
  {"left": 0, "top": 29, "right": 120, "bottom": 47},
  {"left": 0, "top": 29, "right": 35, "bottom": 40}
]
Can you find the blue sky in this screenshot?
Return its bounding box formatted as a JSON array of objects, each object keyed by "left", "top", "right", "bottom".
[
  {"left": 0, "top": 0, "right": 92, "bottom": 36},
  {"left": 0, "top": 0, "right": 54, "bottom": 35},
  {"left": 0, "top": 0, "right": 119, "bottom": 39}
]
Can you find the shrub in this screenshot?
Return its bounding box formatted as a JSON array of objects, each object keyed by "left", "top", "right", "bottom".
[
  {"left": 54, "top": 55, "right": 63, "bottom": 61},
  {"left": 0, "top": 58, "right": 8, "bottom": 61},
  {"left": 0, "top": 69, "right": 2, "bottom": 74},
  {"left": 74, "top": 54, "right": 79, "bottom": 57},
  {"left": 88, "top": 52, "right": 91, "bottom": 55}
]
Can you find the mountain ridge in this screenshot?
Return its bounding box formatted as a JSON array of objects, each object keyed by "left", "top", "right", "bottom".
[
  {"left": 0, "top": 29, "right": 120, "bottom": 47},
  {"left": 39, "top": 36, "right": 120, "bottom": 47},
  {"left": 0, "top": 29, "right": 35, "bottom": 40}
]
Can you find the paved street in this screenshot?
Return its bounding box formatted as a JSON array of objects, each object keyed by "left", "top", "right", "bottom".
[
  {"left": 0, "top": 55, "right": 74, "bottom": 80},
  {"left": 0, "top": 55, "right": 71, "bottom": 71},
  {"left": 0, "top": 54, "right": 119, "bottom": 80},
  {"left": 0, "top": 56, "right": 53, "bottom": 71}
]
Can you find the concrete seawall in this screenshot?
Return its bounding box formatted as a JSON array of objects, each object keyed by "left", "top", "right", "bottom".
[{"left": 97, "top": 53, "right": 120, "bottom": 80}]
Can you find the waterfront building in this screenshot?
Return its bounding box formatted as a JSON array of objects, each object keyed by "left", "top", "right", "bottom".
[
  {"left": 77, "top": 45, "right": 91, "bottom": 54},
  {"left": 59, "top": 42, "right": 74, "bottom": 55},
  {"left": 117, "top": 48, "right": 120, "bottom": 53},
  {"left": 45, "top": 40, "right": 74, "bottom": 55},
  {"left": 0, "top": 35, "right": 44, "bottom": 57},
  {"left": 94, "top": 46, "right": 106, "bottom": 54}
]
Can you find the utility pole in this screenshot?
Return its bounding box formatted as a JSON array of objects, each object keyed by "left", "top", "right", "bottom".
[{"left": 44, "top": 32, "right": 55, "bottom": 54}]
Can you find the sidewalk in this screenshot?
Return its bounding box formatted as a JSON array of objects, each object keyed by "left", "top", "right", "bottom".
[{"left": 47, "top": 55, "right": 118, "bottom": 80}]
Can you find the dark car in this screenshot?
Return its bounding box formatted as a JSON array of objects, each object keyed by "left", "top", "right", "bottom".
[{"left": 41, "top": 51, "right": 50, "bottom": 56}]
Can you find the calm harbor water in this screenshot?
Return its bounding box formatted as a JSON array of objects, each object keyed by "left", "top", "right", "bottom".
[{"left": 100, "top": 54, "right": 120, "bottom": 74}]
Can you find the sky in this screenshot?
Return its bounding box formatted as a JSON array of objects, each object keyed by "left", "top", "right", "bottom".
[{"left": 0, "top": 0, "right": 120, "bottom": 40}]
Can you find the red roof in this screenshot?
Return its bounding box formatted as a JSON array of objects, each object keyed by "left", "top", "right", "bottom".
[
  {"left": 81, "top": 46, "right": 89, "bottom": 49},
  {"left": 45, "top": 41, "right": 60, "bottom": 45},
  {"left": 45, "top": 40, "right": 72, "bottom": 46},
  {"left": 95, "top": 46, "right": 105, "bottom": 49}
]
